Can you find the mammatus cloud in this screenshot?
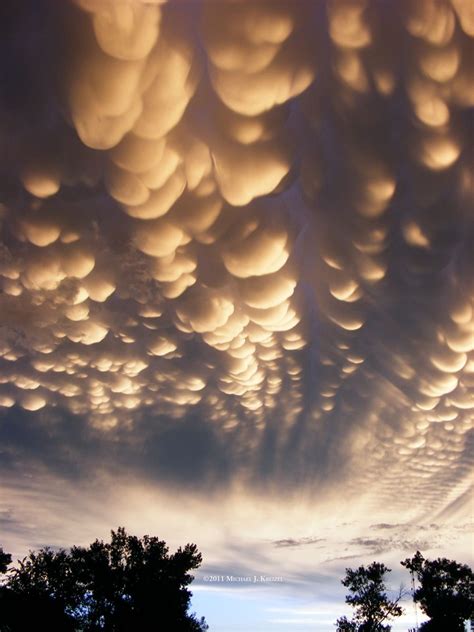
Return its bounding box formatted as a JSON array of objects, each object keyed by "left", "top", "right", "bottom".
[{"left": 0, "top": 0, "right": 472, "bottom": 530}]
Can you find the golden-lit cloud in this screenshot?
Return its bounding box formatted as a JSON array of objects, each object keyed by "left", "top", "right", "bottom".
[{"left": 0, "top": 0, "right": 472, "bottom": 535}]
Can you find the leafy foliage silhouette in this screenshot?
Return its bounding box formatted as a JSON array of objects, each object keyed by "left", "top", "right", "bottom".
[
  {"left": 335, "top": 562, "right": 404, "bottom": 632},
  {"left": 335, "top": 553, "right": 474, "bottom": 632},
  {"left": 402, "top": 550, "right": 473, "bottom": 631},
  {"left": 0, "top": 528, "right": 208, "bottom": 632},
  {"left": 0, "top": 549, "right": 11, "bottom": 575},
  {"left": 336, "top": 562, "right": 403, "bottom": 632}
]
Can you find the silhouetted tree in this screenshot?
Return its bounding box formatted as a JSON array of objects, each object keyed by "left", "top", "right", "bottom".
[
  {"left": 0, "top": 548, "right": 11, "bottom": 575},
  {"left": 2, "top": 544, "right": 76, "bottom": 631},
  {"left": 402, "top": 550, "right": 473, "bottom": 631},
  {"left": 335, "top": 562, "right": 404, "bottom": 632},
  {"left": 0, "top": 528, "right": 208, "bottom": 631}
]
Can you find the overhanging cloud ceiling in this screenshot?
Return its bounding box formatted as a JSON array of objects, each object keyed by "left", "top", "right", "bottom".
[{"left": 0, "top": 0, "right": 472, "bottom": 510}]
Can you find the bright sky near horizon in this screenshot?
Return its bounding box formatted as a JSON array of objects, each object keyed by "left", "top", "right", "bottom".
[{"left": 0, "top": 0, "right": 472, "bottom": 629}]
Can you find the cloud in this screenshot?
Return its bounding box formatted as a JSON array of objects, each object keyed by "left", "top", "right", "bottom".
[
  {"left": 349, "top": 537, "right": 432, "bottom": 557},
  {"left": 273, "top": 537, "right": 325, "bottom": 549},
  {"left": 0, "top": 0, "right": 472, "bottom": 581},
  {"left": 370, "top": 524, "right": 402, "bottom": 531}
]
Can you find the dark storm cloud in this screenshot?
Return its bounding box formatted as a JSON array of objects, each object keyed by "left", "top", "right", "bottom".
[
  {"left": 0, "top": 406, "right": 97, "bottom": 480},
  {"left": 0, "top": 405, "right": 237, "bottom": 491}
]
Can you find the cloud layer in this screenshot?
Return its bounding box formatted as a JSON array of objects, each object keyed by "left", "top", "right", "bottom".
[{"left": 0, "top": 0, "right": 472, "bottom": 531}]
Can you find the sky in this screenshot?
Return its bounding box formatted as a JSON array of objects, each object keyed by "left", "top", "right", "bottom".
[{"left": 0, "top": 0, "right": 473, "bottom": 630}]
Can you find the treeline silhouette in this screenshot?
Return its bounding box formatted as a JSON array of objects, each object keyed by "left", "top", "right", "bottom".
[
  {"left": 336, "top": 553, "right": 473, "bottom": 632},
  {"left": 1, "top": 530, "right": 473, "bottom": 632},
  {"left": 0, "top": 527, "right": 208, "bottom": 632}
]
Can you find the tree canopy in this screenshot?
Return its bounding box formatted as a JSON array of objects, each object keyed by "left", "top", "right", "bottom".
[
  {"left": 335, "top": 552, "right": 474, "bottom": 632},
  {"left": 335, "top": 562, "right": 403, "bottom": 632},
  {"left": 0, "top": 549, "right": 11, "bottom": 575},
  {"left": 402, "top": 550, "right": 474, "bottom": 631},
  {"left": 0, "top": 527, "right": 208, "bottom": 632}
]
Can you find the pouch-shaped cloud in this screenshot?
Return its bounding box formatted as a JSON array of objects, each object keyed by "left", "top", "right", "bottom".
[
  {"left": 88, "top": 3, "right": 161, "bottom": 62},
  {"left": 133, "top": 218, "right": 186, "bottom": 257},
  {"left": 238, "top": 268, "right": 297, "bottom": 309},
  {"left": 176, "top": 288, "right": 234, "bottom": 334},
  {"left": 212, "top": 137, "right": 291, "bottom": 206},
  {"left": 221, "top": 217, "right": 290, "bottom": 278}
]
